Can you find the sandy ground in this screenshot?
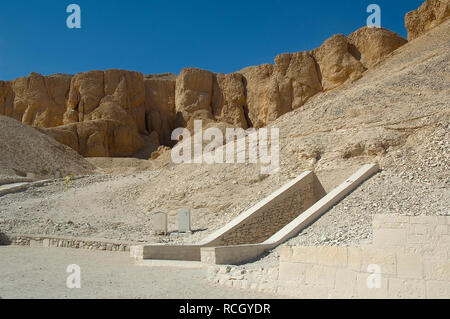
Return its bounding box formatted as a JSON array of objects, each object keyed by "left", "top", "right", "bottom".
[{"left": 0, "top": 246, "right": 278, "bottom": 299}]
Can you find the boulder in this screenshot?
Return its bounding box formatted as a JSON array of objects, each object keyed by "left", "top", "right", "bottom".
[
  {"left": 175, "top": 68, "right": 214, "bottom": 126},
  {"left": 176, "top": 68, "right": 250, "bottom": 130},
  {"left": 150, "top": 145, "right": 171, "bottom": 160},
  {"left": 0, "top": 70, "right": 149, "bottom": 157},
  {"left": 348, "top": 27, "right": 407, "bottom": 68},
  {"left": 311, "top": 34, "right": 366, "bottom": 91}
]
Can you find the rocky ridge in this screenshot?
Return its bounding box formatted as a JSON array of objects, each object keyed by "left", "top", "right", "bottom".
[
  {"left": 0, "top": 27, "right": 407, "bottom": 158},
  {"left": 0, "top": 0, "right": 448, "bottom": 251}
]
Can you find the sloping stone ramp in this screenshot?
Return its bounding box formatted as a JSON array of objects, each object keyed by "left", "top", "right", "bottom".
[{"left": 131, "top": 164, "right": 379, "bottom": 265}]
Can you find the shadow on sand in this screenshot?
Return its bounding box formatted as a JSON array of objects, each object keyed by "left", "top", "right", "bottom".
[{"left": 0, "top": 232, "right": 12, "bottom": 245}]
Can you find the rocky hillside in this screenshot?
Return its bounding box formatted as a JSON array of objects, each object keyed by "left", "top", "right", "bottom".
[
  {"left": 1, "top": 1, "right": 447, "bottom": 159},
  {"left": 0, "top": 1, "right": 448, "bottom": 244},
  {"left": 406, "top": 0, "right": 449, "bottom": 40},
  {"left": 0, "top": 115, "right": 95, "bottom": 182},
  {"left": 1, "top": 29, "right": 410, "bottom": 158}
]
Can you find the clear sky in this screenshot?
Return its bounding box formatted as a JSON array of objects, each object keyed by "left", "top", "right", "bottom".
[{"left": 0, "top": 0, "right": 425, "bottom": 81}]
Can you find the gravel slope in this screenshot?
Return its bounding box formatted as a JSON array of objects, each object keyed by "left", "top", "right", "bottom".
[
  {"left": 0, "top": 246, "right": 279, "bottom": 299},
  {"left": 0, "top": 115, "right": 95, "bottom": 183}
]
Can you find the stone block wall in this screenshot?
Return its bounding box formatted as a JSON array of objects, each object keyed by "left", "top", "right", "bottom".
[
  {"left": 279, "top": 214, "right": 450, "bottom": 298},
  {"left": 208, "top": 214, "right": 450, "bottom": 298},
  {"left": 205, "top": 172, "right": 326, "bottom": 246},
  {"left": 207, "top": 265, "right": 280, "bottom": 295}
]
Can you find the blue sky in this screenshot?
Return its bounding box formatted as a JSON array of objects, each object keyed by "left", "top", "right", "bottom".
[{"left": 0, "top": 0, "right": 424, "bottom": 80}]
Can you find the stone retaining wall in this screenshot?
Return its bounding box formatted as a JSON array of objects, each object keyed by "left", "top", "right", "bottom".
[
  {"left": 208, "top": 265, "right": 279, "bottom": 295},
  {"left": 134, "top": 165, "right": 377, "bottom": 263},
  {"left": 202, "top": 171, "right": 326, "bottom": 246},
  {"left": 0, "top": 234, "right": 135, "bottom": 252},
  {"left": 208, "top": 214, "right": 450, "bottom": 298},
  {"left": 134, "top": 171, "right": 326, "bottom": 261}
]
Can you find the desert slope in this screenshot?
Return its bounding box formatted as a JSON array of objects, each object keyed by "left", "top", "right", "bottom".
[
  {"left": 0, "top": 115, "right": 95, "bottom": 183},
  {"left": 266, "top": 17, "right": 450, "bottom": 250}
]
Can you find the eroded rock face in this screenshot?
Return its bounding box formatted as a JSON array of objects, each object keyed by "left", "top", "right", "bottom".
[
  {"left": 212, "top": 73, "right": 248, "bottom": 129},
  {"left": 0, "top": 11, "right": 415, "bottom": 157},
  {"left": 66, "top": 70, "right": 146, "bottom": 132},
  {"left": 0, "top": 70, "right": 164, "bottom": 157},
  {"left": 41, "top": 118, "right": 144, "bottom": 158},
  {"left": 406, "top": 0, "right": 450, "bottom": 40},
  {"left": 9, "top": 73, "right": 72, "bottom": 127},
  {"left": 238, "top": 64, "right": 274, "bottom": 128},
  {"left": 239, "top": 33, "right": 387, "bottom": 127},
  {"left": 60, "top": 70, "right": 147, "bottom": 157},
  {"left": 175, "top": 68, "right": 250, "bottom": 130},
  {"left": 175, "top": 68, "right": 214, "bottom": 126},
  {"left": 311, "top": 34, "right": 366, "bottom": 91},
  {"left": 144, "top": 73, "right": 177, "bottom": 146},
  {"left": 239, "top": 53, "right": 323, "bottom": 127},
  {"left": 348, "top": 27, "right": 408, "bottom": 68},
  {"left": 0, "top": 81, "right": 14, "bottom": 117}
]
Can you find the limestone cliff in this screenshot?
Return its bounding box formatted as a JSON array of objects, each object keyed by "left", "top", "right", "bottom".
[
  {"left": 406, "top": 0, "right": 449, "bottom": 40},
  {"left": 1, "top": 0, "right": 445, "bottom": 158}
]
